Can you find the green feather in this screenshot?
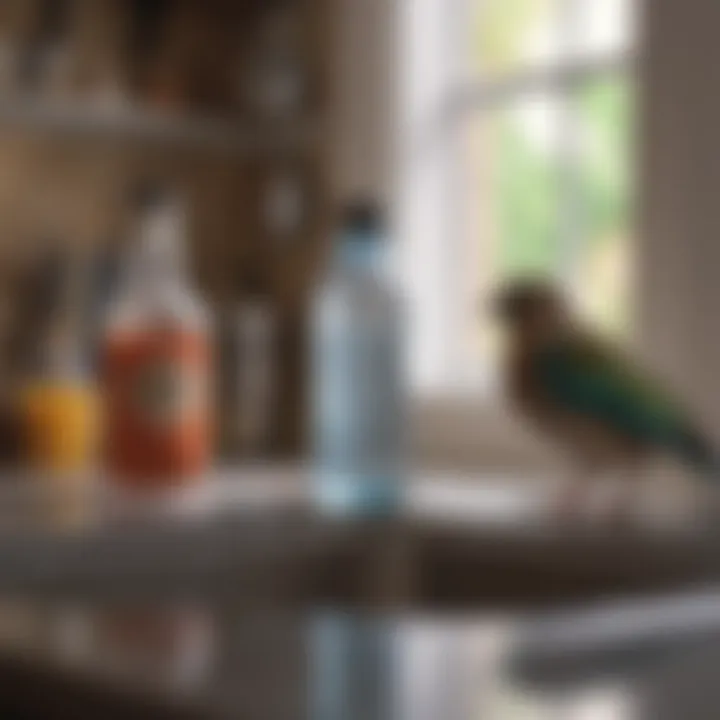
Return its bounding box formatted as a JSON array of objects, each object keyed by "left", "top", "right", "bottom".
[{"left": 535, "top": 335, "right": 717, "bottom": 474}]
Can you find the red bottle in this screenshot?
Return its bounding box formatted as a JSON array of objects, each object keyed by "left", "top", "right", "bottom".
[{"left": 102, "top": 187, "right": 212, "bottom": 490}]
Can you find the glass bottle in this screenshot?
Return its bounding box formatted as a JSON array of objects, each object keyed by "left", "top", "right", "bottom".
[
  {"left": 102, "top": 186, "right": 212, "bottom": 493},
  {"left": 21, "top": 250, "right": 100, "bottom": 526}
]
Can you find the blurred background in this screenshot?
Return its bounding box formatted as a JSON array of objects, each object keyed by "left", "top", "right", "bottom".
[
  {"left": 0, "top": 0, "right": 647, "bottom": 473},
  {"left": 0, "top": 0, "right": 717, "bottom": 718}
]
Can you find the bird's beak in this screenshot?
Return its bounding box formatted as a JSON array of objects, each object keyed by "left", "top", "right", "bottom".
[{"left": 487, "top": 292, "right": 510, "bottom": 321}]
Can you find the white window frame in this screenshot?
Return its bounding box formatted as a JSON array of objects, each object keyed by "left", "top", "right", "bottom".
[{"left": 397, "top": 0, "right": 638, "bottom": 472}]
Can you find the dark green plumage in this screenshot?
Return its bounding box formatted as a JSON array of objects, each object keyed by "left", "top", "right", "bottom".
[{"left": 534, "top": 336, "right": 719, "bottom": 477}]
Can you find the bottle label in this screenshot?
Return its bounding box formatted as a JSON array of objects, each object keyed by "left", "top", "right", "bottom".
[
  {"left": 131, "top": 358, "right": 205, "bottom": 430},
  {"left": 104, "top": 328, "right": 211, "bottom": 487}
]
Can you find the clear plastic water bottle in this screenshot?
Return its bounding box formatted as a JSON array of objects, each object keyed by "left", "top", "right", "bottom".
[{"left": 311, "top": 201, "right": 405, "bottom": 515}]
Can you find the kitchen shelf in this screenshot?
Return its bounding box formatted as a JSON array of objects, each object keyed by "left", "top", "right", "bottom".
[{"left": 0, "top": 100, "right": 321, "bottom": 154}]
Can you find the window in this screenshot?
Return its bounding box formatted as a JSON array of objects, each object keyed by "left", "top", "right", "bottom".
[{"left": 398, "top": 0, "right": 637, "bottom": 397}]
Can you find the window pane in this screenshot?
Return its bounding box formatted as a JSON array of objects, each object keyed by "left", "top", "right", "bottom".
[
  {"left": 458, "top": 92, "right": 563, "bottom": 387},
  {"left": 569, "top": 0, "right": 636, "bottom": 60},
  {"left": 470, "top": 0, "right": 565, "bottom": 79},
  {"left": 456, "top": 77, "right": 634, "bottom": 389},
  {"left": 571, "top": 74, "right": 635, "bottom": 336},
  {"left": 468, "top": 0, "right": 636, "bottom": 80},
  {"left": 400, "top": 0, "right": 637, "bottom": 396},
  {"left": 494, "top": 95, "right": 564, "bottom": 277}
]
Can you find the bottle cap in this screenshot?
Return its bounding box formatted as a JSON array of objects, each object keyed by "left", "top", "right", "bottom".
[
  {"left": 342, "top": 201, "right": 384, "bottom": 236},
  {"left": 128, "top": 182, "right": 186, "bottom": 281}
]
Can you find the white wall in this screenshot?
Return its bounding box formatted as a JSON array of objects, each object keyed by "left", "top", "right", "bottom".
[{"left": 640, "top": 0, "right": 720, "bottom": 441}]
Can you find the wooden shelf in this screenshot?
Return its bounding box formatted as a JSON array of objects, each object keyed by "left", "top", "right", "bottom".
[{"left": 0, "top": 100, "right": 321, "bottom": 154}]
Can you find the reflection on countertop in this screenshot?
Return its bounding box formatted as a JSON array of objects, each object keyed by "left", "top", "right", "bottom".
[{"left": 0, "top": 602, "right": 637, "bottom": 720}]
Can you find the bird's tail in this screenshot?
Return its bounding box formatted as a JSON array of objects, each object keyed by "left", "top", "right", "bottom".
[{"left": 679, "top": 429, "right": 720, "bottom": 480}]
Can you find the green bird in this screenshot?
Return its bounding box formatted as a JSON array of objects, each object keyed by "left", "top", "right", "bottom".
[{"left": 493, "top": 279, "right": 718, "bottom": 517}]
